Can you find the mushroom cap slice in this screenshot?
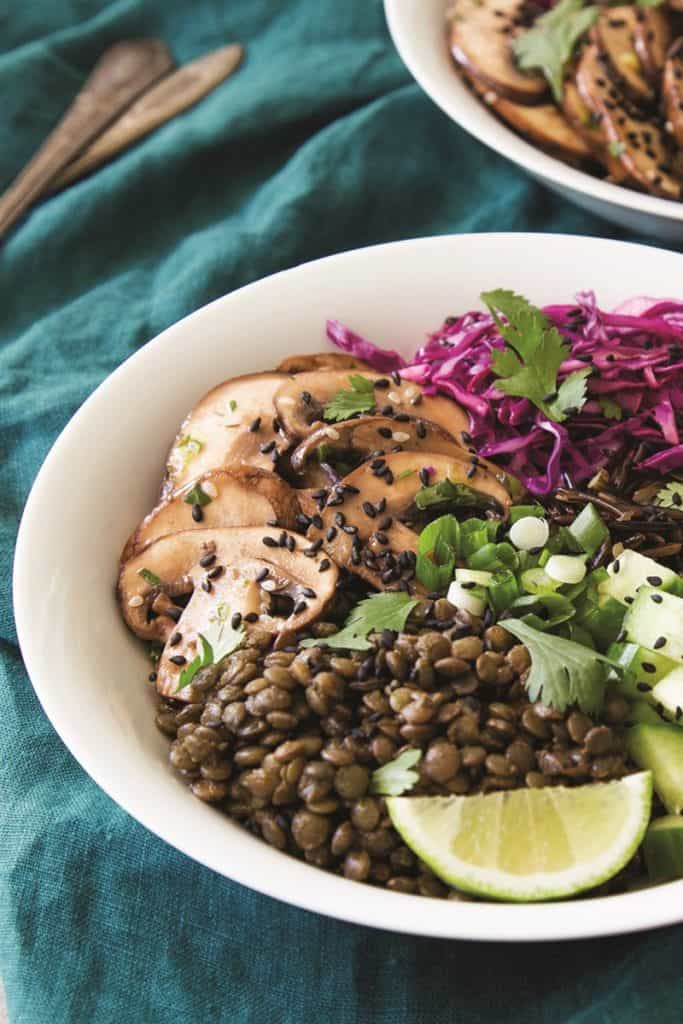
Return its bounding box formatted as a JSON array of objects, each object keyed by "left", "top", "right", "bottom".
[
  {"left": 118, "top": 527, "right": 339, "bottom": 698},
  {"left": 593, "top": 8, "right": 655, "bottom": 104},
  {"left": 471, "top": 78, "right": 591, "bottom": 162},
  {"left": 289, "top": 415, "right": 462, "bottom": 481},
  {"left": 562, "top": 80, "right": 632, "bottom": 183},
  {"left": 576, "top": 44, "right": 681, "bottom": 200},
  {"left": 633, "top": 8, "right": 671, "bottom": 85},
  {"left": 450, "top": 0, "right": 547, "bottom": 105},
  {"left": 161, "top": 372, "right": 287, "bottom": 499},
  {"left": 663, "top": 40, "right": 683, "bottom": 148},
  {"left": 121, "top": 467, "right": 299, "bottom": 561},
  {"left": 276, "top": 352, "right": 372, "bottom": 373},
  {"left": 273, "top": 369, "right": 469, "bottom": 444}
]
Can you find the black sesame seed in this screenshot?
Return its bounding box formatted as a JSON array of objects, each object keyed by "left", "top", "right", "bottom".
[
  {"left": 624, "top": 596, "right": 634, "bottom": 605},
  {"left": 376, "top": 498, "right": 386, "bottom": 514},
  {"left": 302, "top": 587, "right": 317, "bottom": 598},
  {"left": 199, "top": 553, "right": 216, "bottom": 568},
  {"left": 327, "top": 495, "right": 344, "bottom": 506},
  {"left": 374, "top": 378, "right": 390, "bottom": 389},
  {"left": 148, "top": 671, "right": 157, "bottom": 682},
  {"left": 460, "top": 581, "right": 476, "bottom": 590},
  {"left": 394, "top": 413, "right": 410, "bottom": 423},
  {"left": 192, "top": 504, "right": 203, "bottom": 522},
  {"left": 272, "top": 416, "right": 283, "bottom": 433},
  {"left": 343, "top": 484, "right": 360, "bottom": 495},
  {"left": 543, "top": 391, "right": 558, "bottom": 403},
  {"left": 636, "top": 682, "right": 652, "bottom": 692},
  {"left": 642, "top": 662, "right": 657, "bottom": 674},
  {"left": 248, "top": 417, "right": 261, "bottom": 432},
  {"left": 166, "top": 606, "right": 182, "bottom": 622},
  {"left": 416, "top": 420, "right": 427, "bottom": 439},
  {"left": 278, "top": 531, "right": 287, "bottom": 547},
  {"left": 260, "top": 440, "right": 276, "bottom": 454},
  {"left": 301, "top": 390, "right": 312, "bottom": 405},
  {"left": 384, "top": 470, "right": 394, "bottom": 485},
  {"left": 319, "top": 559, "right": 331, "bottom": 572},
  {"left": 326, "top": 526, "right": 338, "bottom": 541},
  {"left": 613, "top": 560, "right": 620, "bottom": 574},
  {"left": 305, "top": 540, "right": 323, "bottom": 556},
  {"left": 362, "top": 501, "right": 377, "bottom": 518},
  {"left": 208, "top": 565, "right": 224, "bottom": 580},
  {"left": 244, "top": 612, "right": 259, "bottom": 623},
  {"left": 342, "top": 524, "right": 358, "bottom": 535},
  {"left": 653, "top": 636, "right": 667, "bottom": 650},
  {"left": 270, "top": 448, "right": 279, "bottom": 464},
  {"left": 673, "top": 492, "right": 682, "bottom": 507},
  {"left": 293, "top": 600, "right": 308, "bottom": 614},
  {"left": 378, "top": 426, "right": 393, "bottom": 438},
  {"left": 201, "top": 580, "right": 212, "bottom": 593},
  {"left": 170, "top": 655, "right": 187, "bottom": 666},
  {"left": 466, "top": 465, "right": 477, "bottom": 479},
  {"left": 312, "top": 514, "right": 323, "bottom": 530},
  {"left": 419, "top": 468, "right": 430, "bottom": 486},
  {"left": 351, "top": 548, "right": 361, "bottom": 565},
  {"left": 285, "top": 535, "right": 296, "bottom": 552},
  {"left": 381, "top": 405, "right": 394, "bottom": 417},
  {"left": 646, "top": 575, "right": 663, "bottom": 587},
  {"left": 256, "top": 567, "right": 270, "bottom": 582},
  {"left": 379, "top": 516, "right": 393, "bottom": 530},
  {"left": 651, "top": 593, "right": 663, "bottom": 604},
  {"left": 334, "top": 512, "right": 346, "bottom": 527},
  {"left": 311, "top": 488, "right": 328, "bottom": 500},
  {"left": 169, "top": 632, "right": 182, "bottom": 647},
  {"left": 265, "top": 519, "right": 279, "bottom": 528},
  {"left": 375, "top": 532, "right": 389, "bottom": 545},
  {"left": 231, "top": 612, "right": 242, "bottom": 629},
  {"left": 296, "top": 513, "right": 312, "bottom": 531},
  {"left": 262, "top": 536, "right": 278, "bottom": 548}
]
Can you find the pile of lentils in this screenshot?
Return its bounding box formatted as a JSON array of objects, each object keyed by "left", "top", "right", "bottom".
[{"left": 155, "top": 596, "right": 642, "bottom": 899}]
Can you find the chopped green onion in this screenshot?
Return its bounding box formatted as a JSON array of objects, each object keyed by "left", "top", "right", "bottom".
[
  {"left": 510, "top": 504, "right": 546, "bottom": 523},
  {"left": 509, "top": 516, "right": 549, "bottom": 551},
  {"left": 520, "top": 567, "right": 561, "bottom": 595},
  {"left": 487, "top": 570, "right": 520, "bottom": 613},
  {"left": 447, "top": 580, "right": 487, "bottom": 616},
  {"left": 506, "top": 592, "right": 576, "bottom": 630},
  {"left": 137, "top": 568, "right": 161, "bottom": 586},
  {"left": 568, "top": 503, "right": 609, "bottom": 556},
  {"left": 466, "top": 542, "right": 499, "bottom": 570},
  {"left": 537, "top": 548, "right": 551, "bottom": 568},
  {"left": 455, "top": 568, "right": 493, "bottom": 587}
]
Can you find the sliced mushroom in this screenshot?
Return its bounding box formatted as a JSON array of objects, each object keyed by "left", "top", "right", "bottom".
[
  {"left": 593, "top": 7, "right": 654, "bottom": 104},
  {"left": 562, "top": 80, "right": 632, "bottom": 182},
  {"left": 118, "top": 527, "right": 338, "bottom": 698},
  {"left": 298, "top": 450, "right": 511, "bottom": 590},
  {"left": 160, "top": 372, "right": 287, "bottom": 499},
  {"left": 633, "top": 8, "right": 671, "bottom": 85},
  {"left": 289, "top": 415, "right": 462, "bottom": 486},
  {"left": 122, "top": 467, "right": 299, "bottom": 561},
  {"left": 273, "top": 370, "right": 469, "bottom": 445},
  {"left": 473, "top": 79, "right": 591, "bottom": 162},
  {"left": 276, "top": 352, "right": 372, "bottom": 373},
  {"left": 576, "top": 44, "right": 681, "bottom": 200},
  {"left": 450, "top": 0, "right": 547, "bottom": 105},
  {"left": 663, "top": 39, "right": 683, "bottom": 148}
]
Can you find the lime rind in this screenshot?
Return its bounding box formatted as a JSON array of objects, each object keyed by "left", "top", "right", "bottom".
[{"left": 387, "top": 772, "right": 653, "bottom": 902}]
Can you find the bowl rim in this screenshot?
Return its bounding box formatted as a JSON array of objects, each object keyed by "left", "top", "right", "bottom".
[
  {"left": 13, "top": 233, "right": 683, "bottom": 942},
  {"left": 383, "top": 0, "right": 683, "bottom": 224}
]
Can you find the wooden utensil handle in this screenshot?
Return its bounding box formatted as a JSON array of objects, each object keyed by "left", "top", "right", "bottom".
[{"left": 0, "top": 39, "right": 173, "bottom": 241}]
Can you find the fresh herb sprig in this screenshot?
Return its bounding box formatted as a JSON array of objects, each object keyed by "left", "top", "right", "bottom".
[
  {"left": 175, "top": 603, "right": 246, "bottom": 691},
  {"left": 370, "top": 749, "right": 422, "bottom": 796},
  {"left": 184, "top": 483, "right": 212, "bottom": 507},
  {"left": 323, "top": 374, "right": 376, "bottom": 423},
  {"left": 300, "top": 592, "right": 418, "bottom": 650},
  {"left": 501, "top": 618, "right": 614, "bottom": 714},
  {"left": 512, "top": 0, "right": 599, "bottom": 103},
  {"left": 481, "top": 289, "right": 590, "bottom": 423},
  {"left": 415, "top": 479, "right": 493, "bottom": 512}
]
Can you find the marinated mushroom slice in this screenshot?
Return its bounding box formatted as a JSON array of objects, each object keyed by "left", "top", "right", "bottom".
[
  {"left": 276, "top": 352, "right": 372, "bottom": 373},
  {"left": 289, "top": 415, "right": 462, "bottom": 486},
  {"left": 562, "top": 80, "right": 632, "bottom": 183},
  {"left": 474, "top": 82, "right": 592, "bottom": 163},
  {"left": 633, "top": 8, "right": 671, "bottom": 85},
  {"left": 274, "top": 369, "right": 469, "bottom": 444},
  {"left": 449, "top": 0, "right": 547, "bottom": 105},
  {"left": 298, "top": 490, "right": 422, "bottom": 593},
  {"left": 663, "top": 39, "right": 683, "bottom": 148},
  {"left": 118, "top": 527, "right": 338, "bottom": 699},
  {"left": 121, "top": 467, "right": 299, "bottom": 561},
  {"left": 593, "top": 7, "right": 654, "bottom": 104},
  {"left": 160, "top": 372, "right": 287, "bottom": 500},
  {"left": 576, "top": 44, "right": 681, "bottom": 200}
]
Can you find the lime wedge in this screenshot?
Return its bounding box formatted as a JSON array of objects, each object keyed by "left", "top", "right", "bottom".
[{"left": 387, "top": 772, "right": 652, "bottom": 902}]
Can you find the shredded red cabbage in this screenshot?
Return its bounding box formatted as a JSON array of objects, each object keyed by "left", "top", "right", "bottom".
[{"left": 326, "top": 293, "right": 683, "bottom": 496}]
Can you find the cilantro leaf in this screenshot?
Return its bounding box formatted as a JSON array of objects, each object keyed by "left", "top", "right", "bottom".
[
  {"left": 175, "top": 634, "right": 213, "bottom": 692},
  {"left": 482, "top": 289, "right": 587, "bottom": 423},
  {"left": 184, "top": 483, "right": 212, "bottom": 507},
  {"left": 416, "top": 514, "right": 460, "bottom": 591},
  {"left": 415, "top": 479, "right": 493, "bottom": 512},
  {"left": 177, "top": 434, "right": 203, "bottom": 469},
  {"left": 370, "top": 749, "right": 422, "bottom": 796},
  {"left": 656, "top": 482, "right": 683, "bottom": 509},
  {"left": 598, "top": 396, "right": 622, "bottom": 421},
  {"left": 323, "top": 374, "right": 375, "bottom": 423},
  {"left": 501, "top": 618, "right": 614, "bottom": 714},
  {"left": 138, "top": 568, "right": 161, "bottom": 586},
  {"left": 547, "top": 367, "right": 591, "bottom": 420},
  {"left": 300, "top": 592, "right": 418, "bottom": 650},
  {"left": 174, "top": 604, "right": 245, "bottom": 692},
  {"left": 513, "top": 0, "right": 599, "bottom": 103}
]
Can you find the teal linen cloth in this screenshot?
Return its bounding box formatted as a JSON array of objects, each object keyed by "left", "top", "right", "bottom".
[{"left": 2, "top": 1, "right": 682, "bottom": 1021}]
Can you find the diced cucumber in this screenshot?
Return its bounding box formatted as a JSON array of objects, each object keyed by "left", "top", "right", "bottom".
[
  {"left": 623, "top": 587, "right": 683, "bottom": 664},
  {"left": 651, "top": 667, "right": 683, "bottom": 725},
  {"left": 629, "top": 701, "right": 666, "bottom": 726},
  {"left": 627, "top": 723, "right": 683, "bottom": 814},
  {"left": 643, "top": 816, "right": 683, "bottom": 883},
  {"left": 607, "top": 642, "right": 679, "bottom": 701},
  {"left": 599, "top": 549, "right": 676, "bottom": 606}
]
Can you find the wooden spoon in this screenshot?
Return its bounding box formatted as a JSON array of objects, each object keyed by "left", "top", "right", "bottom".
[
  {"left": 0, "top": 39, "right": 173, "bottom": 241},
  {"left": 53, "top": 44, "right": 243, "bottom": 189}
]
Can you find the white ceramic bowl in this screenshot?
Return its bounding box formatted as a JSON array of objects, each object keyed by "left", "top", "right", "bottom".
[
  {"left": 384, "top": 0, "right": 683, "bottom": 242},
  {"left": 14, "top": 234, "right": 683, "bottom": 941}
]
